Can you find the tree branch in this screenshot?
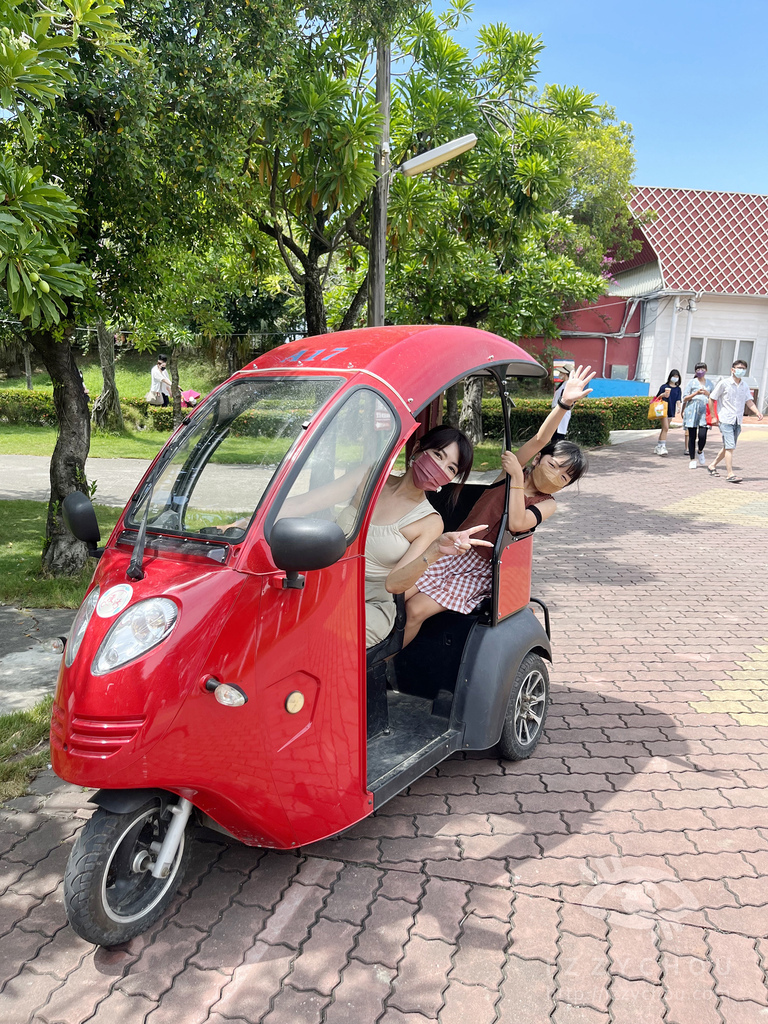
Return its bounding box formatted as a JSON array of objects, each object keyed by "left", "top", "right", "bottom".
[
  {"left": 337, "top": 271, "right": 369, "bottom": 331},
  {"left": 256, "top": 219, "right": 307, "bottom": 284}
]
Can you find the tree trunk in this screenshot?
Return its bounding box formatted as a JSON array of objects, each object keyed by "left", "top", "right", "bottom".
[
  {"left": 338, "top": 272, "right": 369, "bottom": 332},
  {"left": 29, "top": 328, "right": 92, "bottom": 577},
  {"left": 226, "top": 336, "right": 239, "bottom": 377},
  {"left": 304, "top": 264, "right": 328, "bottom": 336},
  {"left": 445, "top": 383, "right": 460, "bottom": 427},
  {"left": 459, "top": 376, "right": 484, "bottom": 446},
  {"left": 169, "top": 344, "right": 183, "bottom": 427},
  {"left": 91, "top": 320, "right": 124, "bottom": 432},
  {"left": 23, "top": 344, "right": 33, "bottom": 390}
]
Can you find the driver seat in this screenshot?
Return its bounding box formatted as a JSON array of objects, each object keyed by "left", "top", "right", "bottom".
[{"left": 365, "top": 592, "right": 406, "bottom": 737}]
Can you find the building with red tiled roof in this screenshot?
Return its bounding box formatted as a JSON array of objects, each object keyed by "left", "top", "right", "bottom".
[{"left": 528, "top": 187, "right": 768, "bottom": 410}]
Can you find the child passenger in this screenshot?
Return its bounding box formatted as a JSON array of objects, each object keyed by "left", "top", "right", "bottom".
[{"left": 402, "top": 364, "right": 595, "bottom": 647}]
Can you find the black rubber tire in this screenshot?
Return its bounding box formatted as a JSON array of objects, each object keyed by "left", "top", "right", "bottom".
[
  {"left": 64, "top": 801, "right": 191, "bottom": 946},
  {"left": 498, "top": 652, "right": 550, "bottom": 760}
]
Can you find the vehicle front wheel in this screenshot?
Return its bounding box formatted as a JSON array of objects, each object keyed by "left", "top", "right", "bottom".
[
  {"left": 498, "top": 653, "right": 550, "bottom": 760},
  {"left": 64, "top": 800, "right": 191, "bottom": 946}
]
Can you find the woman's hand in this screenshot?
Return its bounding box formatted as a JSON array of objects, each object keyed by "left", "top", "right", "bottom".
[
  {"left": 561, "top": 364, "right": 596, "bottom": 406},
  {"left": 435, "top": 525, "right": 494, "bottom": 558}
]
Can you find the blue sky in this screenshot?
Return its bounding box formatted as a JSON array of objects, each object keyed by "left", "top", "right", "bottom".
[{"left": 438, "top": 0, "right": 768, "bottom": 195}]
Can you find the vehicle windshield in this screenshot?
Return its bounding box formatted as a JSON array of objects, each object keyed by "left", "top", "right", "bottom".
[{"left": 125, "top": 376, "right": 342, "bottom": 542}]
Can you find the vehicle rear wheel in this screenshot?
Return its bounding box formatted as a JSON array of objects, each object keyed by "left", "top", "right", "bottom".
[
  {"left": 64, "top": 800, "right": 191, "bottom": 946},
  {"left": 498, "top": 653, "right": 549, "bottom": 760}
]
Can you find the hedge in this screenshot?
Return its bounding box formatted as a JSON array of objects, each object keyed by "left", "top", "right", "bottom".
[
  {"left": 480, "top": 395, "right": 654, "bottom": 447},
  {"left": 0, "top": 389, "right": 60, "bottom": 426},
  {"left": 1, "top": 388, "right": 643, "bottom": 448}
]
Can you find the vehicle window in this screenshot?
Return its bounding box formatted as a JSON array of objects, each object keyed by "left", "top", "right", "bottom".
[
  {"left": 274, "top": 389, "right": 399, "bottom": 540},
  {"left": 125, "top": 377, "right": 342, "bottom": 541}
]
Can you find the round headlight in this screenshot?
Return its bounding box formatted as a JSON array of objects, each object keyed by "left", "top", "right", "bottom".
[{"left": 92, "top": 598, "right": 178, "bottom": 675}]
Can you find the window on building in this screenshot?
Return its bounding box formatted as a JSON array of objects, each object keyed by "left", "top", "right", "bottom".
[
  {"left": 687, "top": 338, "right": 703, "bottom": 373},
  {"left": 738, "top": 340, "right": 754, "bottom": 368},
  {"left": 687, "top": 337, "right": 755, "bottom": 377}
]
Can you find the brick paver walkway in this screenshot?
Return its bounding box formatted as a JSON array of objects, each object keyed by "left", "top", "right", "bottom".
[{"left": 2, "top": 425, "right": 768, "bottom": 1023}]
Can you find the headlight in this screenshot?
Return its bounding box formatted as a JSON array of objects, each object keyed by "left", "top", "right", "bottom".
[
  {"left": 92, "top": 598, "right": 178, "bottom": 676},
  {"left": 65, "top": 587, "right": 100, "bottom": 668}
]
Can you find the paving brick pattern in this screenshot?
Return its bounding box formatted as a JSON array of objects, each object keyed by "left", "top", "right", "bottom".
[{"left": 2, "top": 427, "right": 768, "bottom": 1022}]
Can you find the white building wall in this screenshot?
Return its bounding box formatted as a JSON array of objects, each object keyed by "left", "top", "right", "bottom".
[{"left": 640, "top": 294, "right": 768, "bottom": 409}]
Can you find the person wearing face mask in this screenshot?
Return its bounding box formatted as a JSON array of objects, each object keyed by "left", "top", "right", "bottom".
[
  {"left": 681, "top": 362, "right": 715, "bottom": 468},
  {"left": 402, "top": 365, "right": 595, "bottom": 648},
  {"left": 149, "top": 354, "right": 172, "bottom": 407},
  {"left": 707, "top": 359, "right": 763, "bottom": 482},
  {"left": 336, "top": 425, "right": 483, "bottom": 648},
  {"left": 653, "top": 369, "right": 682, "bottom": 456}
]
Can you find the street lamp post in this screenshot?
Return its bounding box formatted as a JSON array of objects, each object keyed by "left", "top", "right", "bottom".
[
  {"left": 368, "top": 39, "right": 391, "bottom": 329},
  {"left": 367, "top": 43, "right": 477, "bottom": 327}
]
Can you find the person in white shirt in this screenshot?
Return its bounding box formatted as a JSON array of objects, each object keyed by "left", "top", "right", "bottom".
[
  {"left": 150, "top": 354, "right": 172, "bottom": 407},
  {"left": 707, "top": 359, "right": 763, "bottom": 483},
  {"left": 551, "top": 370, "right": 572, "bottom": 442}
]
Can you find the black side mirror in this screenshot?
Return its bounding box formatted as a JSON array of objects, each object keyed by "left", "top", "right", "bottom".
[
  {"left": 62, "top": 492, "right": 101, "bottom": 557},
  {"left": 269, "top": 518, "right": 347, "bottom": 589}
]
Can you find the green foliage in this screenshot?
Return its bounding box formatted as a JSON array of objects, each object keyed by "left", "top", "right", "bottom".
[
  {"left": 480, "top": 397, "right": 613, "bottom": 448},
  {"left": 383, "top": 5, "right": 621, "bottom": 340},
  {"left": 0, "top": 0, "right": 131, "bottom": 327},
  {"left": 0, "top": 387, "right": 59, "bottom": 425},
  {"left": 0, "top": 695, "right": 53, "bottom": 804},
  {"left": 0, "top": 498, "right": 120, "bottom": 606}
]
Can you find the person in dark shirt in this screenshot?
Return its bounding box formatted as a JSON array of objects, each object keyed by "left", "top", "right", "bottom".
[{"left": 654, "top": 369, "right": 682, "bottom": 456}]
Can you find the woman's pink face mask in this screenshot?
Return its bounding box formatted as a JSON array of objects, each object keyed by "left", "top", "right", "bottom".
[{"left": 411, "top": 451, "right": 454, "bottom": 491}]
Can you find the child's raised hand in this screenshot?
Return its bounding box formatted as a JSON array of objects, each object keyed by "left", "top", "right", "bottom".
[
  {"left": 436, "top": 525, "right": 494, "bottom": 558},
  {"left": 501, "top": 450, "right": 524, "bottom": 481},
  {"left": 562, "top": 364, "right": 596, "bottom": 405}
]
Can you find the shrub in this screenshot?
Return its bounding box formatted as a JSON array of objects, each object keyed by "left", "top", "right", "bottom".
[
  {"left": 0, "top": 389, "right": 59, "bottom": 425},
  {"left": 479, "top": 398, "right": 613, "bottom": 448}
]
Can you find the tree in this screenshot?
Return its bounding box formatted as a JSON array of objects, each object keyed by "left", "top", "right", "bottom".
[
  {"left": 0, "top": 0, "right": 301, "bottom": 574},
  {"left": 0, "top": 0, "right": 134, "bottom": 575},
  {"left": 376, "top": 6, "right": 621, "bottom": 438}
]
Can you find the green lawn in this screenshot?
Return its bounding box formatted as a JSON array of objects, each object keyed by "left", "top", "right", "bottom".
[
  {"left": 0, "top": 500, "right": 121, "bottom": 607},
  {"left": 0, "top": 349, "right": 226, "bottom": 400},
  {"left": 0, "top": 423, "right": 172, "bottom": 460},
  {"left": 0, "top": 696, "right": 54, "bottom": 804}
]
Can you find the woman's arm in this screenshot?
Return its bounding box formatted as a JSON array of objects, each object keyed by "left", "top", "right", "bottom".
[
  {"left": 384, "top": 517, "right": 493, "bottom": 593},
  {"left": 279, "top": 465, "right": 367, "bottom": 518},
  {"left": 515, "top": 364, "right": 595, "bottom": 466}
]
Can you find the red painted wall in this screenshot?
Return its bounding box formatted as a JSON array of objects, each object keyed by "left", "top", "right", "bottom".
[{"left": 523, "top": 295, "right": 643, "bottom": 379}]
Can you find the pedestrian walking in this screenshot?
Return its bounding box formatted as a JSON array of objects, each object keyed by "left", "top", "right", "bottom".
[
  {"left": 653, "top": 369, "right": 682, "bottom": 456},
  {"left": 681, "top": 362, "right": 715, "bottom": 469},
  {"left": 707, "top": 359, "right": 763, "bottom": 482},
  {"left": 148, "top": 353, "right": 172, "bottom": 407}
]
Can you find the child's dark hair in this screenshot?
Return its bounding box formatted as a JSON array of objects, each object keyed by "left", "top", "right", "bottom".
[
  {"left": 416, "top": 425, "right": 474, "bottom": 505},
  {"left": 538, "top": 439, "right": 588, "bottom": 485},
  {"left": 667, "top": 368, "right": 681, "bottom": 383}
]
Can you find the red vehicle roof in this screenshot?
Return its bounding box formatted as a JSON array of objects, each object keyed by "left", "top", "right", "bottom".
[{"left": 246, "top": 325, "right": 545, "bottom": 410}]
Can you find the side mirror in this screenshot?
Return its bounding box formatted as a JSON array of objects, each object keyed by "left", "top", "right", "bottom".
[
  {"left": 62, "top": 492, "right": 101, "bottom": 557},
  {"left": 269, "top": 518, "right": 347, "bottom": 588}
]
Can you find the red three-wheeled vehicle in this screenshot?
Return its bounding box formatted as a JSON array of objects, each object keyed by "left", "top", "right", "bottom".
[{"left": 54, "top": 325, "right": 553, "bottom": 945}]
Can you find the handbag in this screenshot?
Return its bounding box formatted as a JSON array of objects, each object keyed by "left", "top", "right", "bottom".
[
  {"left": 647, "top": 398, "right": 667, "bottom": 420},
  {"left": 145, "top": 390, "right": 163, "bottom": 406},
  {"left": 706, "top": 400, "right": 717, "bottom": 426}
]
